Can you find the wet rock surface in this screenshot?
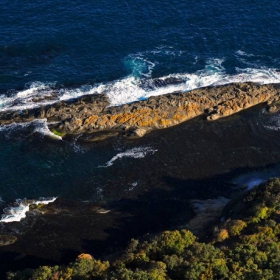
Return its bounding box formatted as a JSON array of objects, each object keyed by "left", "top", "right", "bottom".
[{"left": 0, "top": 83, "right": 279, "bottom": 139}]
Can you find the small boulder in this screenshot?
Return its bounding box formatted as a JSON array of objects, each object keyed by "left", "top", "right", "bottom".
[{"left": 125, "top": 127, "right": 149, "bottom": 138}]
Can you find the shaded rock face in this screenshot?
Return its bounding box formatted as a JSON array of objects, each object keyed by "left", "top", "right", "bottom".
[
  {"left": 0, "top": 235, "right": 17, "bottom": 246},
  {"left": 0, "top": 83, "right": 279, "bottom": 139}
]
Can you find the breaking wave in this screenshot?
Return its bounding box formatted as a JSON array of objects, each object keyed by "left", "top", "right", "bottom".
[
  {"left": 1, "top": 56, "right": 280, "bottom": 112},
  {"left": 0, "top": 119, "right": 62, "bottom": 140},
  {"left": 0, "top": 197, "right": 57, "bottom": 223}
]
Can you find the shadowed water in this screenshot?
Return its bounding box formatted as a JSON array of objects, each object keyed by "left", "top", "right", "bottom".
[{"left": 0, "top": 105, "right": 279, "bottom": 276}]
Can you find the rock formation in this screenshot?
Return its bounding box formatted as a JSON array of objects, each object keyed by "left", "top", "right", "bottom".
[{"left": 0, "top": 82, "right": 279, "bottom": 139}]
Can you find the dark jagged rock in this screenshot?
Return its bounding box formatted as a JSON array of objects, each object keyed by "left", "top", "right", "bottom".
[{"left": 0, "top": 83, "right": 279, "bottom": 139}]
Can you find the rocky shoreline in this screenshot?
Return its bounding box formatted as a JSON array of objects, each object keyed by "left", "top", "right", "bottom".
[
  {"left": 1, "top": 98, "right": 280, "bottom": 277},
  {"left": 0, "top": 82, "right": 280, "bottom": 140}
]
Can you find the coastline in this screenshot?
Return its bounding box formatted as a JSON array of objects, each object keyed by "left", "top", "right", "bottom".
[
  {"left": 2, "top": 0, "right": 280, "bottom": 277},
  {"left": 8, "top": 178, "right": 280, "bottom": 279},
  {"left": 0, "top": 82, "right": 279, "bottom": 140},
  {"left": 1, "top": 100, "right": 280, "bottom": 276}
]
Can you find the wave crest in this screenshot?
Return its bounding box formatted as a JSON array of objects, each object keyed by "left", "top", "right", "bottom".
[
  {"left": 1, "top": 57, "right": 280, "bottom": 111},
  {"left": 0, "top": 197, "right": 57, "bottom": 223}
]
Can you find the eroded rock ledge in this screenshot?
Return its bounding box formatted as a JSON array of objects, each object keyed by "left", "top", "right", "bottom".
[{"left": 0, "top": 82, "right": 279, "bottom": 140}]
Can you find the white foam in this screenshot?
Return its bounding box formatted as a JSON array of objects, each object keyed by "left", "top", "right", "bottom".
[
  {"left": 0, "top": 121, "right": 30, "bottom": 132},
  {"left": 0, "top": 119, "right": 62, "bottom": 140},
  {"left": 1, "top": 57, "right": 280, "bottom": 112},
  {"left": 102, "top": 59, "right": 280, "bottom": 106},
  {"left": 265, "top": 114, "right": 280, "bottom": 131},
  {"left": 104, "top": 58, "right": 225, "bottom": 106},
  {"left": 99, "top": 147, "right": 157, "bottom": 168},
  {"left": 17, "top": 81, "right": 54, "bottom": 98},
  {"left": 0, "top": 197, "right": 57, "bottom": 223},
  {"left": 33, "top": 119, "right": 62, "bottom": 140},
  {"left": 0, "top": 82, "right": 57, "bottom": 112}
]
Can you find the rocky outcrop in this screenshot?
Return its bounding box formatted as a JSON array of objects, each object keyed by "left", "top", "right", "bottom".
[{"left": 0, "top": 82, "right": 279, "bottom": 139}]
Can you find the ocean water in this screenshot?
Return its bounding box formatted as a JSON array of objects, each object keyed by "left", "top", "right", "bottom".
[{"left": 0, "top": 0, "right": 280, "bottom": 223}]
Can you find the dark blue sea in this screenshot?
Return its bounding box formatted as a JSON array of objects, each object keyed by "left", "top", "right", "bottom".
[{"left": 0, "top": 0, "right": 280, "bottom": 221}]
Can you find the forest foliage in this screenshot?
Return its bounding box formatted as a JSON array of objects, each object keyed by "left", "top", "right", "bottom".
[{"left": 7, "top": 178, "right": 280, "bottom": 280}]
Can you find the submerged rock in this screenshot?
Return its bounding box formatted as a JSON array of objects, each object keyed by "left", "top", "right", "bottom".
[
  {"left": 0, "top": 235, "right": 17, "bottom": 246},
  {"left": 0, "top": 83, "right": 279, "bottom": 140}
]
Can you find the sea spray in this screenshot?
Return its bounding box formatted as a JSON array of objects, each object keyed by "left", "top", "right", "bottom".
[
  {"left": 0, "top": 82, "right": 57, "bottom": 111},
  {"left": 99, "top": 147, "right": 158, "bottom": 168},
  {"left": 34, "top": 119, "right": 63, "bottom": 140},
  {"left": 1, "top": 58, "right": 280, "bottom": 112},
  {"left": 0, "top": 119, "right": 62, "bottom": 140},
  {"left": 0, "top": 197, "right": 57, "bottom": 223}
]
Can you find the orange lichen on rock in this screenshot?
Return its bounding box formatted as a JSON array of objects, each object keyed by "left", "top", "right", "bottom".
[
  {"left": 159, "top": 118, "right": 174, "bottom": 127},
  {"left": 0, "top": 82, "right": 279, "bottom": 139},
  {"left": 84, "top": 115, "right": 98, "bottom": 124}
]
